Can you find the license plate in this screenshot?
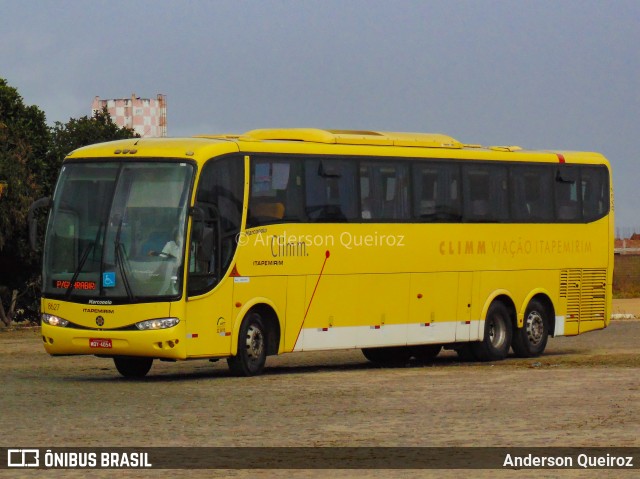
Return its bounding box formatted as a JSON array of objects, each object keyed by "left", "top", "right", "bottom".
[{"left": 89, "top": 338, "right": 112, "bottom": 349}]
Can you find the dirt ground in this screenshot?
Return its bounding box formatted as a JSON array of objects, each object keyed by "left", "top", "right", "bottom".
[
  {"left": 611, "top": 297, "right": 640, "bottom": 317},
  {"left": 1, "top": 299, "right": 639, "bottom": 479}
]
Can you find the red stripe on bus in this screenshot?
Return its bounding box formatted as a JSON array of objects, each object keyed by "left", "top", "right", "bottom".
[{"left": 293, "top": 250, "right": 331, "bottom": 348}]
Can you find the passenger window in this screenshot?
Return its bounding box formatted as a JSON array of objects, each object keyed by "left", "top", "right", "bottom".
[
  {"left": 305, "top": 158, "right": 358, "bottom": 221},
  {"left": 555, "top": 165, "right": 580, "bottom": 221},
  {"left": 462, "top": 164, "right": 508, "bottom": 222},
  {"left": 412, "top": 163, "right": 461, "bottom": 222},
  {"left": 360, "top": 162, "right": 409, "bottom": 220},
  {"left": 248, "top": 158, "right": 303, "bottom": 227},
  {"left": 582, "top": 166, "right": 609, "bottom": 222},
  {"left": 510, "top": 165, "right": 554, "bottom": 222}
]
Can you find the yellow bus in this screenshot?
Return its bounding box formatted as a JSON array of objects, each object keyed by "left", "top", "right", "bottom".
[{"left": 33, "top": 129, "right": 613, "bottom": 377}]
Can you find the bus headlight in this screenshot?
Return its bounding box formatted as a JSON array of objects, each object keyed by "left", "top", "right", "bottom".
[
  {"left": 42, "top": 313, "right": 69, "bottom": 327},
  {"left": 135, "top": 317, "right": 180, "bottom": 330}
]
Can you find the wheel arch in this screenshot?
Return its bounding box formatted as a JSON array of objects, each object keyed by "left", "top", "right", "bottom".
[
  {"left": 519, "top": 291, "right": 556, "bottom": 337},
  {"left": 231, "top": 298, "right": 282, "bottom": 356},
  {"left": 480, "top": 290, "right": 517, "bottom": 338}
]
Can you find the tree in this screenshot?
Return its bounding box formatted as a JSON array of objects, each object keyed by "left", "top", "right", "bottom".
[
  {"left": 47, "top": 107, "right": 138, "bottom": 191},
  {"left": 0, "top": 79, "right": 50, "bottom": 325},
  {"left": 0, "top": 79, "right": 49, "bottom": 251}
]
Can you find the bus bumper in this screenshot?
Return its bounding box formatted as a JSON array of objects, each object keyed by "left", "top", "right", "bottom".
[{"left": 41, "top": 322, "right": 187, "bottom": 360}]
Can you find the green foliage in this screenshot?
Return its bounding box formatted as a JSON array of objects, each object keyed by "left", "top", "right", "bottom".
[
  {"left": 0, "top": 78, "right": 139, "bottom": 322},
  {"left": 0, "top": 79, "right": 49, "bottom": 280},
  {"left": 47, "top": 107, "right": 138, "bottom": 193}
]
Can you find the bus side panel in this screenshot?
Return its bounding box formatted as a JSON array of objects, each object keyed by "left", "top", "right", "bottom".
[
  {"left": 355, "top": 273, "right": 409, "bottom": 348},
  {"left": 297, "top": 274, "right": 425, "bottom": 350},
  {"left": 296, "top": 274, "right": 360, "bottom": 351},
  {"left": 284, "top": 275, "right": 306, "bottom": 353},
  {"left": 183, "top": 279, "right": 234, "bottom": 357},
  {"left": 408, "top": 272, "right": 458, "bottom": 345}
]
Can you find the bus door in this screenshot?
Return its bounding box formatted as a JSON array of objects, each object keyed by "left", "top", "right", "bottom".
[
  {"left": 182, "top": 156, "right": 244, "bottom": 358},
  {"left": 183, "top": 205, "right": 235, "bottom": 358}
]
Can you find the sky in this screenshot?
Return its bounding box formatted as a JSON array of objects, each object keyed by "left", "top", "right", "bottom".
[{"left": 1, "top": 0, "right": 638, "bottom": 231}]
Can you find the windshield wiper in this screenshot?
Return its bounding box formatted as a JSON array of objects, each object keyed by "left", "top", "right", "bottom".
[
  {"left": 65, "top": 222, "right": 104, "bottom": 299},
  {"left": 113, "top": 217, "right": 135, "bottom": 302},
  {"left": 64, "top": 241, "right": 95, "bottom": 299},
  {"left": 115, "top": 242, "right": 134, "bottom": 302}
]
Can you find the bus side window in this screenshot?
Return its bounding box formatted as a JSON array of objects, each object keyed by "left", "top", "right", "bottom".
[
  {"left": 412, "top": 162, "right": 461, "bottom": 222},
  {"left": 555, "top": 165, "right": 581, "bottom": 221},
  {"left": 305, "top": 159, "right": 358, "bottom": 222},
  {"left": 248, "top": 158, "right": 303, "bottom": 227},
  {"left": 509, "top": 165, "right": 554, "bottom": 222},
  {"left": 359, "top": 162, "right": 409, "bottom": 220},
  {"left": 462, "top": 164, "right": 508, "bottom": 222},
  {"left": 581, "top": 166, "right": 609, "bottom": 222}
]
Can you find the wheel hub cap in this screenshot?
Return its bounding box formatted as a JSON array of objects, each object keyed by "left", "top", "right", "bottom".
[
  {"left": 245, "top": 325, "right": 264, "bottom": 360},
  {"left": 525, "top": 311, "right": 544, "bottom": 345}
]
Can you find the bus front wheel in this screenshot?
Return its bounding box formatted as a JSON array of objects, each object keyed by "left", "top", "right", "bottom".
[
  {"left": 113, "top": 357, "right": 153, "bottom": 378},
  {"left": 228, "top": 312, "right": 267, "bottom": 376},
  {"left": 472, "top": 302, "right": 512, "bottom": 361},
  {"left": 511, "top": 299, "right": 549, "bottom": 357}
]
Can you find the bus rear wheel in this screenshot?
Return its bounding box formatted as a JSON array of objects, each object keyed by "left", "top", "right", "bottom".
[
  {"left": 228, "top": 312, "right": 267, "bottom": 377},
  {"left": 113, "top": 357, "right": 153, "bottom": 378},
  {"left": 512, "top": 299, "right": 549, "bottom": 357},
  {"left": 471, "top": 301, "right": 512, "bottom": 361},
  {"left": 362, "top": 346, "right": 411, "bottom": 366}
]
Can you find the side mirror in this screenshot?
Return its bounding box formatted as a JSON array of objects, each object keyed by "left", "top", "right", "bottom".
[{"left": 28, "top": 197, "right": 51, "bottom": 251}]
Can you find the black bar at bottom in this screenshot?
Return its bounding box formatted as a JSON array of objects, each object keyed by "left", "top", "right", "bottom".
[{"left": 2, "top": 447, "right": 639, "bottom": 469}]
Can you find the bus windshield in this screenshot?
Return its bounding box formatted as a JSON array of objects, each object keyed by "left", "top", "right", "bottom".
[{"left": 42, "top": 161, "right": 194, "bottom": 302}]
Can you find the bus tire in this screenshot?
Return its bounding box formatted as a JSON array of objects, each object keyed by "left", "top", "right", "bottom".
[
  {"left": 362, "top": 346, "right": 411, "bottom": 366},
  {"left": 512, "top": 299, "right": 549, "bottom": 357},
  {"left": 411, "top": 345, "right": 442, "bottom": 363},
  {"left": 471, "top": 302, "right": 512, "bottom": 361},
  {"left": 113, "top": 357, "right": 153, "bottom": 378},
  {"left": 228, "top": 312, "right": 267, "bottom": 377}
]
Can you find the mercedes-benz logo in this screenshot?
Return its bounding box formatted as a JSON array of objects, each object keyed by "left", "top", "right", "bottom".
[{"left": 96, "top": 316, "right": 105, "bottom": 327}]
